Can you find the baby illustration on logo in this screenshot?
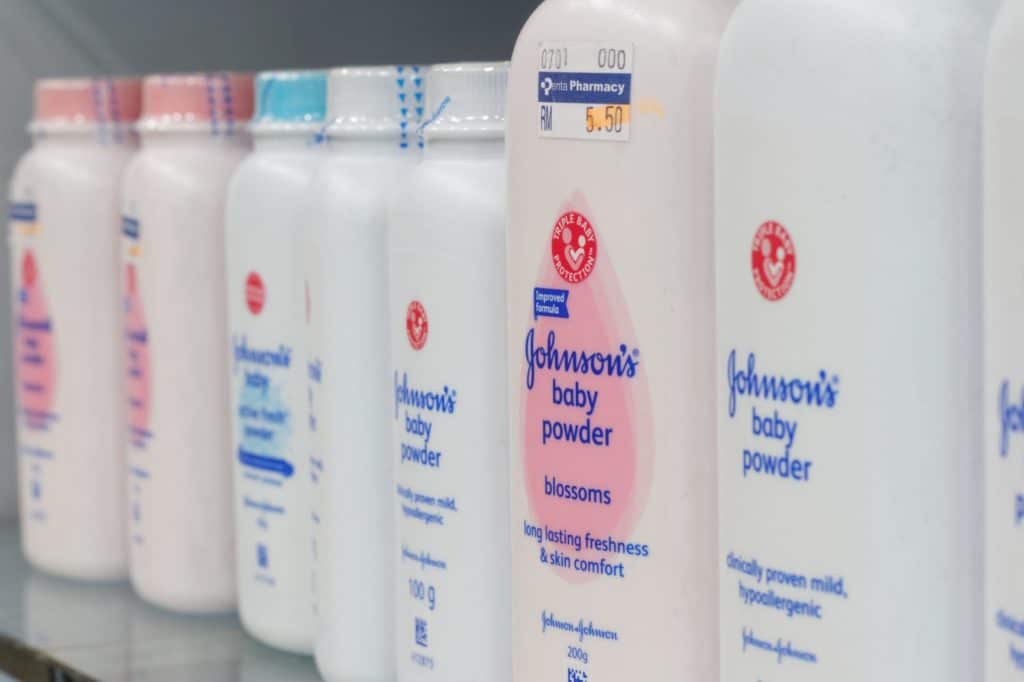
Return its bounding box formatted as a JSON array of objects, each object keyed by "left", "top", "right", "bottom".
[
  {"left": 563, "top": 228, "right": 587, "bottom": 271},
  {"left": 760, "top": 239, "right": 787, "bottom": 287}
]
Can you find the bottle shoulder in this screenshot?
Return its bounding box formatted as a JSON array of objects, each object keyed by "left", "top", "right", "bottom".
[
  {"left": 512, "top": 0, "right": 734, "bottom": 64},
  {"left": 408, "top": 156, "right": 505, "bottom": 197},
  {"left": 718, "top": 0, "right": 994, "bottom": 109},
  {"left": 129, "top": 143, "right": 249, "bottom": 175},
  {"left": 508, "top": 0, "right": 733, "bottom": 156},
  {"left": 9, "top": 144, "right": 133, "bottom": 200},
  {"left": 225, "top": 156, "right": 319, "bottom": 238},
  {"left": 392, "top": 158, "right": 506, "bottom": 239},
  {"left": 310, "top": 154, "right": 412, "bottom": 204},
  {"left": 723, "top": 0, "right": 994, "bottom": 57},
  {"left": 229, "top": 151, "right": 320, "bottom": 198},
  {"left": 124, "top": 145, "right": 246, "bottom": 197},
  {"left": 988, "top": 1, "right": 1024, "bottom": 76},
  {"left": 8, "top": 148, "right": 39, "bottom": 198}
]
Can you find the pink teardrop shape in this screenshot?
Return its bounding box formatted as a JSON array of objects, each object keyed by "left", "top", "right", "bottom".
[
  {"left": 17, "top": 249, "right": 57, "bottom": 431},
  {"left": 124, "top": 263, "right": 151, "bottom": 447},
  {"left": 522, "top": 197, "right": 653, "bottom": 581}
]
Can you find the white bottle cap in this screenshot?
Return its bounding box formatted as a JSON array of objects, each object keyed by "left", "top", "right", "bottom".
[
  {"left": 326, "top": 65, "right": 424, "bottom": 144},
  {"left": 422, "top": 62, "right": 508, "bottom": 140}
]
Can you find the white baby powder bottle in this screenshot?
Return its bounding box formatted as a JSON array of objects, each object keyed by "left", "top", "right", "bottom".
[
  {"left": 985, "top": 2, "right": 1024, "bottom": 678},
  {"left": 225, "top": 70, "right": 326, "bottom": 653},
  {"left": 8, "top": 77, "right": 141, "bottom": 581},
  {"left": 716, "top": 1, "right": 996, "bottom": 680},
  {"left": 506, "top": 1, "right": 734, "bottom": 680},
  {"left": 308, "top": 65, "right": 424, "bottom": 682},
  {"left": 121, "top": 72, "right": 253, "bottom": 613},
  {"left": 388, "top": 62, "right": 510, "bottom": 681}
]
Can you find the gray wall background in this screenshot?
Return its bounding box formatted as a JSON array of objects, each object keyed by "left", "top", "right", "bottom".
[{"left": 0, "top": 0, "right": 542, "bottom": 520}]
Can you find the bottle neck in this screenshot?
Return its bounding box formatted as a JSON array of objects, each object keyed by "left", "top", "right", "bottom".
[
  {"left": 325, "top": 136, "right": 417, "bottom": 158},
  {"left": 423, "top": 135, "right": 504, "bottom": 161},
  {"left": 31, "top": 125, "right": 138, "bottom": 149},
  {"left": 253, "top": 131, "right": 324, "bottom": 153},
  {"left": 139, "top": 128, "right": 250, "bottom": 150}
]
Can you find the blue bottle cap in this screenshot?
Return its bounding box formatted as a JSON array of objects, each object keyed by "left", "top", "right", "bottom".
[{"left": 254, "top": 70, "right": 327, "bottom": 126}]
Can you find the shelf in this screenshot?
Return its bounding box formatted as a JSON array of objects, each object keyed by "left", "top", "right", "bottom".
[{"left": 0, "top": 524, "right": 319, "bottom": 681}]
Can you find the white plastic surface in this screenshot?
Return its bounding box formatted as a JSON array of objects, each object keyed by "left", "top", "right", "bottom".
[
  {"left": 985, "top": 2, "right": 1024, "bottom": 678},
  {"left": 506, "top": 1, "right": 732, "bottom": 680},
  {"left": 388, "top": 62, "right": 510, "bottom": 681},
  {"left": 121, "top": 130, "right": 249, "bottom": 614},
  {"left": 308, "top": 134, "right": 421, "bottom": 682},
  {"left": 225, "top": 131, "right": 323, "bottom": 653},
  {"left": 716, "top": 1, "right": 995, "bottom": 679},
  {"left": 8, "top": 129, "right": 136, "bottom": 581},
  {"left": 311, "top": 65, "right": 425, "bottom": 682}
]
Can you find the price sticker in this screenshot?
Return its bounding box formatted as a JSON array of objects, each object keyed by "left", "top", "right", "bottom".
[{"left": 537, "top": 42, "right": 634, "bottom": 142}]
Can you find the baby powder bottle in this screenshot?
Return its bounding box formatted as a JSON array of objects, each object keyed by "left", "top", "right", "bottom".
[
  {"left": 224, "top": 70, "right": 326, "bottom": 653},
  {"left": 388, "top": 62, "right": 510, "bottom": 681},
  {"left": 121, "top": 72, "right": 253, "bottom": 614},
  {"left": 716, "top": 1, "right": 996, "bottom": 680},
  {"left": 506, "top": 1, "right": 734, "bottom": 679},
  {"left": 8, "top": 77, "right": 141, "bottom": 581},
  {"left": 307, "top": 65, "right": 424, "bottom": 682},
  {"left": 985, "top": 2, "right": 1024, "bottom": 678}
]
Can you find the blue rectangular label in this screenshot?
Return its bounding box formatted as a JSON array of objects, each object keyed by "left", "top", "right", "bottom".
[
  {"left": 238, "top": 447, "right": 294, "bottom": 478},
  {"left": 534, "top": 287, "right": 570, "bottom": 320},
  {"left": 122, "top": 216, "right": 140, "bottom": 240},
  {"left": 538, "top": 72, "right": 631, "bottom": 105},
  {"left": 9, "top": 203, "right": 36, "bottom": 223}
]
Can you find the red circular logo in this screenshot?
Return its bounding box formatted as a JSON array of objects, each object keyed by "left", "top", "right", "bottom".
[
  {"left": 245, "top": 272, "right": 265, "bottom": 315},
  {"left": 751, "top": 221, "right": 796, "bottom": 301},
  {"left": 551, "top": 212, "right": 598, "bottom": 284},
  {"left": 125, "top": 263, "right": 137, "bottom": 295},
  {"left": 406, "top": 300, "right": 428, "bottom": 350},
  {"left": 21, "top": 251, "right": 37, "bottom": 286}
]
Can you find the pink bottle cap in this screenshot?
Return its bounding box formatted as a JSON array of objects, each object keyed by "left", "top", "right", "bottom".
[
  {"left": 34, "top": 77, "right": 142, "bottom": 124},
  {"left": 141, "top": 72, "right": 254, "bottom": 130}
]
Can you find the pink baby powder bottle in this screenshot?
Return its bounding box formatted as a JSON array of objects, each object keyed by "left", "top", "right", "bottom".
[
  {"left": 121, "top": 73, "right": 253, "bottom": 613},
  {"left": 506, "top": 1, "right": 735, "bottom": 679},
  {"left": 9, "top": 78, "right": 141, "bottom": 581}
]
